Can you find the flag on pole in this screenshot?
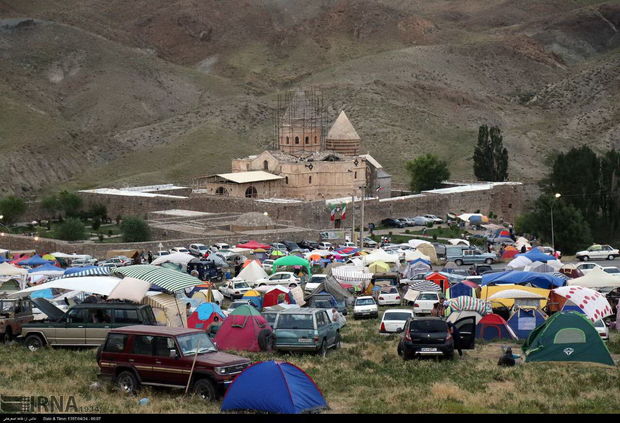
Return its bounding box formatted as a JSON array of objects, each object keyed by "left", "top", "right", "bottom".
[{"left": 341, "top": 203, "right": 347, "bottom": 220}]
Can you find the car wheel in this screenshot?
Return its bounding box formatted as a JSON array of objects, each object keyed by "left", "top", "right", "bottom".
[
  {"left": 193, "top": 378, "right": 216, "bottom": 401},
  {"left": 608, "top": 255, "right": 615, "bottom": 260},
  {"left": 116, "top": 371, "right": 139, "bottom": 395},
  {"left": 334, "top": 332, "right": 341, "bottom": 349},
  {"left": 485, "top": 258, "right": 493, "bottom": 264},
  {"left": 318, "top": 340, "right": 327, "bottom": 358},
  {"left": 582, "top": 256, "right": 589, "bottom": 261},
  {"left": 24, "top": 334, "right": 45, "bottom": 352},
  {"left": 455, "top": 259, "right": 463, "bottom": 266}
]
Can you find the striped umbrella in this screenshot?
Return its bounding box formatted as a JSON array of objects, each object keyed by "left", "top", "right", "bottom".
[
  {"left": 444, "top": 296, "right": 492, "bottom": 315},
  {"left": 408, "top": 280, "right": 441, "bottom": 292},
  {"left": 114, "top": 264, "right": 201, "bottom": 292},
  {"left": 64, "top": 266, "right": 116, "bottom": 278}
]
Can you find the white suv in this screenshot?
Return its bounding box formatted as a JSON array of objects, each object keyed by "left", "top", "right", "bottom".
[
  {"left": 256, "top": 272, "right": 301, "bottom": 288},
  {"left": 188, "top": 243, "right": 209, "bottom": 257},
  {"left": 576, "top": 244, "right": 619, "bottom": 261},
  {"left": 353, "top": 296, "right": 378, "bottom": 319},
  {"left": 413, "top": 291, "right": 441, "bottom": 315}
]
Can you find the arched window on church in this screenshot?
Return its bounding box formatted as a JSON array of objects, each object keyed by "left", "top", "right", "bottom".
[
  {"left": 286, "top": 136, "right": 290, "bottom": 144},
  {"left": 263, "top": 160, "right": 269, "bottom": 171},
  {"left": 245, "top": 186, "right": 257, "bottom": 198},
  {"left": 314, "top": 136, "right": 318, "bottom": 144},
  {"left": 285, "top": 176, "right": 289, "bottom": 184},
  {"left": 305, "top": 136, "right": 309, "bottom": 144},
  {"left": 295, "top": 136, "right": 299, "bottom": 144},
  {"left": 309, "top": 176, "right": 312, "bottom": 184}
]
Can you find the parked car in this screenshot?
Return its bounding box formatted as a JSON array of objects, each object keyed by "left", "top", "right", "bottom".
[
  {"left": 375, "top": 286, "right": 401, "bottom": 306},
  {"left": 576, "top": 244, "right": 619, "bottom": 261},
  {"left": 353, "top": 296, "right": 378, "bottom": 319},
  {"left": 283, "top": 241, "right": 303, "bottom": 252},
  {"left": 539, "top": 246, "right": 561, "bottom": 259},
  {"left": 255, "top": 272, "right": 301, "bottom": 288},
  {"left": 70, "top": 256, "right": 98, "bottom": 267},
  {"left": 219, "top": 280, "right": 252, "bottom": 299},
  {"left": 317, "top": 242, "right": 333, "bottom": 250},
  {"left": 188, "top": 243, "right": 210, "bottom": 257},
  {"left": 97, "top": 325, "right": 251, "bottom": 400},
  {"left": 397, "top": 316, "right": 476, "bottom": 360},
  {"left": 262, "top": 259, "right": 275, "bottom": 273},
  {"left": 413, "top": 216, "right": 433, "bottom": 226},
  {"left": 446, "top": 248, "right": 497, "bottom": 266},
  {"left": 20, "top": 299, "right": 157, "bottom": 351},
  {"left": 381, "top": 218, "right": 405, "bottom": 228},
  {"left": 210, "top": 243, "right": 231, "bottom": 251},
  {"left": 99, "top": 256, "right": 132, "bottom": 267},
  {"left": 339, "top": 242, "right": 357, "bottom": 249},
  {"left": 575, "top": 262, "right": 603, "bottom": 274},
  {"left": 379, "top": 309, "right": 414, "bottom": 333},
  {"left": 152, "top": 250, "right": 170, "bottom": 259},
  {"left": 412, "top": 291, "right": 442, "bottom": 315},
  {"left": 472, "top": 264, "right": 493, "bottom": 275},
  {"left": 424, "top": 214, "right": 444, "bottom": 224},
  {"left": 272, "top": 309, "right": 341, "bottom": 357},
  {"left": 224, "top": 300, "right": 254, "bottom": 316},
  {"left": 397, "top": 218, "right": 414, "bottom": 227},
  {"left": 363, "top": 237, "right": 378, "bottom": 248},
  {"left": 170, "top": 247, "right": 191, "bottom": 254},
  {"left": 0, "top": 298, "right": 34, "bottom": 342},
  {"left": 594, "top": 319, "right": 609, "bottom": 341},
  {"left": 602, "top": 266, "right": 620, "bottom": 276},
  {"left": 306, "top": 293, "right": 348, "bottom": 316},
  {"left": 304, "top": 274, "right": 327, "bottom": 293},
  {"left": 261, "top": 311, "right": 280, "bottom": 327},
  {"left": 270, "top": 242, "right": 289, "bottom": 252},
  {"left": 299, "top": 240, "right": 320, "bottom": 250}
]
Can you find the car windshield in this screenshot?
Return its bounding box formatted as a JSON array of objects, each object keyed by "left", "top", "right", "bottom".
[
  {"left": 356, "top": 298, "right": 375, "bottom": 306},
  {"left": 410, "top": 320, "right": 448, "bottom": 333},
  {"left": 277, "top": 314, "right": 314, "bottom": 330},
  {"left": 313, "top": 300, "right": 332, "bottom": 308},
  {"left": 262, "top": 313, "right": 277, "bottom": 325},
  {"left": 177, "top": 333, "right": 217, "bottom": 356},
  {"left": 310, "top": 276, "right": 326, "bottom": 283},
  {"left": 604, "top": 268, "right": 619, "bottom": 273},
  {"left": 234, "top": 282, "right": 250, "bottom": 288},
  {"left": 374, "top": 279, "right": 396, "bottom": 285},
  {"left": 418, "top": 293, "right": 438, "bottom": 301},
  {"left": 384, "top": 312, "right": 412, "bottom": 321}
]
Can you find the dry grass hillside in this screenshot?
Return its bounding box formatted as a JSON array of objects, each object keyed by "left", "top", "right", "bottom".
[{"left": 0, "top": 0, "right": 619, "bottom": 195}]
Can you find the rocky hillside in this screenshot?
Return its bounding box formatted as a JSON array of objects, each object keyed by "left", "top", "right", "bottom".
[{"left": 0, "top": 0, "right": 618, "bottom": 195}]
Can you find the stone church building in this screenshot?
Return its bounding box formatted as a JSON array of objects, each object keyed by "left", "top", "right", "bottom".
[{"left": 195, "top": 89, "right": 391, "bottom": 201}]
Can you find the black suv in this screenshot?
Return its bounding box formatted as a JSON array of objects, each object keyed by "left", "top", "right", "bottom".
[
  {"left": 381, "top": 218, "right": 405, "bottom": 228},
  {"left": 397, "top": 316, "right": 475, "bottom": 360}
]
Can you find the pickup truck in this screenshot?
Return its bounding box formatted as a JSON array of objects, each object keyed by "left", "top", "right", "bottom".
[{"left": 446, "top": 247, "right": 497, "bottom": 266}]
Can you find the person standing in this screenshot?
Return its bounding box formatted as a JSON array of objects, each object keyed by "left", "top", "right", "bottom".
[{"left": 147, "top": 251, "right": 153, "bottom": 264}]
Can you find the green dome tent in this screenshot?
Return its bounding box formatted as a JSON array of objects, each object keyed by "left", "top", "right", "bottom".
[
  {"left": 272, "top": 256, "right": 312, "bottom": 276},
  {"left": 522, "top": 312, "right": 615, "bottom": 366}
]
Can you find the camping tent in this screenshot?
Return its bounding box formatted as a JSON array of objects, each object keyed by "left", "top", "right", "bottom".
[
  {"left": 368, "top": 261, "right": 390, "bottom": 273},
  {"left": 516, "top": 248, "right": 557, "bottom": 263},
  {"left": 481, "top": 271, "right": 565, "bottom": 289},
  {"left": 221, "top": 361, "right": 328, "bottom": 414},
  {"left": 514, "top": 237, "right": 531, "bottom": 251},
  {"left": 214, "top": 305, "right": 274, "bottom": 352},
  {"left": 141, "top": 293, "right": 187, "bottom": 327},
  {"left": 236, "top": 241, "right": 271, "bottom": 250},
  {"left": 524, "top": 261, "right": 562, "bottom": 274},
  {"left": 548, "top": 286, "right": 614, "bottom": 322},
  {"left": 20, "top": 255, "right": 52, "bottom": 267},
  {"left": 188, "top": 303, "right": 226, "bottom": 330},
  {"left": 425, "top": 272, "right": 450, "bottom": 291},
  {"left": 566, "top": 267, "right": 620, "bottom": 289},
  {"left": 236, "top": 261, "right": 268, "bottom": 283},
  {"left": 558, "top": 264, "right": 584, "bottom": 279},
  {"left": 403, "top": 259, "right": 431, "bottom": 279},
  {"left": 272, "top": 256, "right": 312, "bottom": 276},
  {"left": 242, "top": 290, "right": 263, "bottom": 310},
  {"left": 446, "top": 310, "right": 484, "bottom": 325},
  {"left": 306, "top": 275, "right": 354, "bottom": 306},
  {"left": 522, "top": 312, "right": 614, "bottom": 366},
  {"left": 480, "top": 285, "right": 549, "bottom": 309},
  {"left": 362, "top": 250, "right": 399, "bottom": 265},
  {"left": 404, "top": 250, "right": 431, "bottom": 263},
  {"left": 476, "top": 313, "right": 518, "bottom": 340},
  {"left": 501, "top": 246, "right": 519, "bottom": 259},
  {"left": 446, "top": 282, "right": 475, "bottom": 299},
  {"left": 506, "top": 308, "right": 547, "bottom": 339},
  {"left": 448, "top": 239, "right": 470, "bottom": 246},
  {"left": 262, "top": 286, "right": 292, "bottom": 308}
]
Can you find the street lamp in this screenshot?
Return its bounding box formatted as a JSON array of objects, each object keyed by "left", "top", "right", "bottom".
[{"left": 550, "top": 193, "right": 561, "bottom": 253}]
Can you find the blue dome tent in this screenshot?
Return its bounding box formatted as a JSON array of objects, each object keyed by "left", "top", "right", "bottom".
[
  {"left": 221, "top": 361, "right": 328, "bottom": 414},
  {"left": 516, "top": 249, "right": 556, "bottom": 263},
  {"left": 481, "top": 271, "right": 565, "bottom": 289},
  {"left": 506, "top": 308, "right": 547, "bottom": 339}
]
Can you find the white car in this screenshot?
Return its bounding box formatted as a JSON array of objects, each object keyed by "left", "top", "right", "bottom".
[
  {"left": 70, "top": 257, "right": 97, "bottom": 267},
  {"left": 219, "top": 280, "right": 252, "bottom": 299},
  {"left": 594, "top": 319, "right": 609, "bottom": 341},
  {"left": 318, "top": 242, "right": 332, "bottom": 250},
  {"left": 262, "top": 259, "right": 275, "bottom": 273},
  {"left": 424, "top": 214, "right": 444, "bottom": 224},
  {"left": 363, "top": 237, "right": 377, "bottom": 248},
  {"left": 379, "top": 309, "right": 414, "bottom": 333},
  {"left": 256, "top": 272, "right": 301, "bottom": 288},
  {"left": 211, "top": 243, "right": 231, "bottom": 252},
  {"left": 305, "top": 274, "right": 327, "bottom": 293},
  {"left": 576, "top": 244, "right": 619, "bottom": 261},
  {"left": 575, "top": 262, "right": 603, "bottom": 274},
  {"left": 412, "top": 291, "right": 441, "bottom": 315},
  {"left": 353, "top": 296, "right": 379, "bottom": 319},
  {"left": 339, "top": 242, "right": 357, "bottom": 249},
  {"left": 152, "top": 250, "right": 170, "bottom": 259},
  {"left": 99, "top": 256, "right": 132, "bottom": 267},
  {"left": 375, "top": 286, "right": 401, "bottom": 306},
  {"left": 170, "top": 247, "right": 191, "bottom": 254},
  {"left": 602, "top": 266, "right": 620, "bottom": 276},
  {"left": 188, "top": 243, "right": 210, "bottom": 257}
]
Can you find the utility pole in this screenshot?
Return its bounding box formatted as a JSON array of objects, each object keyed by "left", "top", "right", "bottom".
[
  {"left": 351, "top": 194, "right": 355, "bottom": 244},
  {"left": 359, "top": 185, "right": 366, "bottom": 249}
]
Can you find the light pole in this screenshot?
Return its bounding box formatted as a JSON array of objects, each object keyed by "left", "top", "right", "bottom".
[
  {"left": 550, "top": 193, "right": 561, "bottom": 253},
  {"left": 0, "top": 215, "right": 11, "bottom": 251},
  {"left": 359, "top": 185, "right": 367, "bottom": 249}
]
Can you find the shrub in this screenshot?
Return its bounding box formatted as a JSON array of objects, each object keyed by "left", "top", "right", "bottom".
[
  {"left": 55, "top": 218, "right": 87, "bottom": 241},
  {"left": 120, "top": 217, "right": 151, "bottom": 242}
]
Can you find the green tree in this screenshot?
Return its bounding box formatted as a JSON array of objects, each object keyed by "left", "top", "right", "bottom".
[
  {"left": 406, "top": 154, "right": 450, "bottom": 192},
  {"left": 0, "top": 196, "right": 27, "bottom": 225},
  {"left": 599, "top": 149, "right": 620, "bottom": 233},
  {"left": 473, "top": 125, "right": 509, "bottom": 181},
  {"left": 55, "top": 217, "right": 87, "bottom": 241},
  {"left": 120, "top": 217, "right": 151, "bottom": 242},
  {"left": 515, "top": 195, "right": 592, "bottom": 255},
  {"left": 88, "top": 203, "right": 108, "bottom": 221},
  {"left": 41, "top": 194, "right": 61, "bottom": 220},
  {"left": 92, "top": 217, "right": 101, "bottom": 231},
  {"left": 58, "top": 191, "right": 83, "bottom": 218}
]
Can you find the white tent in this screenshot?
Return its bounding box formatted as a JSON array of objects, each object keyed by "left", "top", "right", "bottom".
[
  {"left": 407, "top": 239, "right": 433, "bottom": 248},
  {"left": 567, "top": 267, "right": 620, "bottom": 289},
  {"left": 0, "top": 262, "right": 28, "bottom": 276},
  {"left": 524, "top": 260, "right": 562, "bottom": 273},
  {"left": 514, "top": 237, "right": 531, "bottom": 251},
  {"left": 448, "top": 239, "right": 470, "bottom": 246},
  {"left": 107, "top": 277, "right": 151, "bottom": 302},
  {"left": 236, "top": 260, "right": 268, "bottom": 283},
  {"left": 362, "top": 249, "right": 399, "bottom": 265},
  {"left": 506, "top": 255, "right": 532, "bottom": 270},
  {"left": 151, "top": 252, "right": 195, "bottom": 270},
  {"left": 11, "top": 276, "right": 121, "bottom": 298},
  {"left": 404, "top": 250, "right": 431, "bottom": 262}
]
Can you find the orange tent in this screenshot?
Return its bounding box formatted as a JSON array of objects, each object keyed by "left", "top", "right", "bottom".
[
  {"left": 425, "top": 272, "right": 450, "bottom": 292},
  {"left": 243, "top": 259, "right": 262, "bottom": 268}
]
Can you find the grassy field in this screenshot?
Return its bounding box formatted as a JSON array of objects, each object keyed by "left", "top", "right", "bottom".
[{"left": 0, "top": 309, "right": 619, "bottom": 414}]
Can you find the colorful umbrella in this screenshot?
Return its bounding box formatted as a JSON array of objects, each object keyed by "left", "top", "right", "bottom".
[
  {"left": 445, "top": 296, "right": 492, "bottom": 315},
  {"left": 551, "top": 286, "right": 614, "bottom": 322}
]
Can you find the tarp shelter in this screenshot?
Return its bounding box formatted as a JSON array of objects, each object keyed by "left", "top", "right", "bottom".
[
  {"left": 272, "top": 256, "right": 312, "bottom": 276},
  {"left": 425, "top": 272, "right": 450, "bottom": 291},
  {"left": 306, "top": 275, "right": 354, "bottom": 306},
  {"left": 107, "top": 277, "right": 151, "bottom": 302},
  {"left": 11, "top": 276, "right": 122, "bottom": 298},
  {"left": 549, "top": 286, "right": 614, "bottom": 322},
  {"left": 262, "top": 286, "right": 292, "bottom": 308},
  {"left": 242, "top": 290, "right": 263, "bottom": 310},
  {"left": 476, "top": 314, "right": 518, "bottom": 340},
  {"left": 516, "top": 248, "right": 557, "bottom": 263},
  {"left": 221, "top": 361, "right": 328, "bottom": 414},
  {"left": 362, "top": 250, "right": 399, "bottom": 265},
  {"left": 105, "top": 249, "right": 140, "bottom": 260},
  {"left": 522, "top": 312, "right": 614, "bottom": 366},
  {"left": 236, "top": 260, "right": 268, "bottom": 283},
  {"left": 368, "top": 261, "right": 390, "bottom": 274},
  {"left": 151, "top": 252, "right": 195, "bottom": 270},
  {"left": 142, "top": 293, "right": 187, "bottom": 327},
  {"left": 480, "top": 284, "right": 549, "bottom": 309},
  {"left": 214, "top": 305, "right": 273, "bottom": 352},
  {"left": 28, "top": 264, "right": 64, "bottom": 277},
  {"left": 446, "top": 282, "right": 475, "bottom": 299},
  {"left": 481, "top": 271, "right": 565, "bottom": 289},
  {"left": 114, "top": 265, "right": 201, "bottom": 293},
  {"left": 236, "top": 241, "right": 272, "bottom": 250},
  {"left": 567, "top": 267, "right": 620, "bottom": 289},
  {"left": 188, "top": 303, "right": 226, "bottom": 330},
  {"left": 20, "top": 255, "right": 53, "bottom": 267},
  {"left": 507, "top": 308, "right": 547, "bottom": 339}
]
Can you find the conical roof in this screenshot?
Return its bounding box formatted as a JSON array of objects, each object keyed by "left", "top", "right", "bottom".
[{"left": 326, "top": 111, "right": 360, "bottom": 140}]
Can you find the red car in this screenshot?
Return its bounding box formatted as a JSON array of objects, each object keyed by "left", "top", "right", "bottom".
[{"left": 97, "top": 325, "right": 251, "bottom": 400}]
